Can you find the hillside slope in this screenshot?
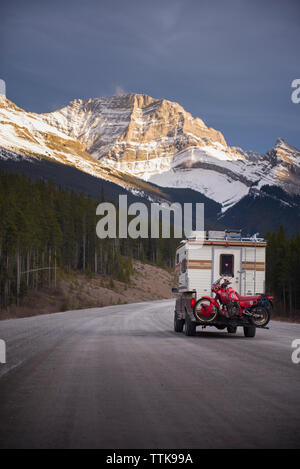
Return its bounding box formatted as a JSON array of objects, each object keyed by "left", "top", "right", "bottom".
[{"left": 0, "top": 261, "right": 175, "bottom": 319}]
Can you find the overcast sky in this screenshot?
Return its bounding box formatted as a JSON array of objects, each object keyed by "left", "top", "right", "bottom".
[{"left": 0, "top": 0, "right": 299, "bottom": 153}]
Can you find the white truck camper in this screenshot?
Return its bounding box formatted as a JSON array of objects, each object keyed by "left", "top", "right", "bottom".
[
  {"left": 173, "top": 230, "right": 270, "bottom": 338},
  {"left": 176, "top": 230, "right": 266, "bottom": 297}
]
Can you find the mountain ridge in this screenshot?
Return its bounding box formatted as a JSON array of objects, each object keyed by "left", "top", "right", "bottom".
[{"left": 0, "top": 92, "right": 299, "bottom": 234}]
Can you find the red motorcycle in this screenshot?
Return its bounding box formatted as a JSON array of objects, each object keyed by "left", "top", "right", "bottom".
[{"left": 193, "top": 277, "right": 273, "bottom": 327}]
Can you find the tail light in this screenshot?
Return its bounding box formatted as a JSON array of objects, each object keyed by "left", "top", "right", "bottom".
[{"left": 190, "top": 298, "right": 196, "bottom": 309}]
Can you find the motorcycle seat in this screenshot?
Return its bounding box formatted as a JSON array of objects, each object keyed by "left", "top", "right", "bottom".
[{"left": 237, "top": 294, "right": 261, "bottom": 302}]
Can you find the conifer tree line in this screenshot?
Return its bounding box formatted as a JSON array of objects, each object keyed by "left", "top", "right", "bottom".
[
  {"left": 0, "top": 170, "right": 177, "bottom": 309},
  {"left": 0, "top": 169, "right": 299, "bottom": 318},
  {"left": 266, "top": 226, "right": 300, "bottom": 318}
]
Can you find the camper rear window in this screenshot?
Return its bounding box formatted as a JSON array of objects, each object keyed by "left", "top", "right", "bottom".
[
  {"left": 181, "top": 258, "right": 187, "bottom": 273},
  {"left": 220, "top": 254, "right": 234, "bottom": 277}
]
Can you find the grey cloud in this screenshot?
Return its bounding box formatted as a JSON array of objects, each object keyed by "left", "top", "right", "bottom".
[{"left": 0, "top": 0, "right": 299, "bottom": 152}]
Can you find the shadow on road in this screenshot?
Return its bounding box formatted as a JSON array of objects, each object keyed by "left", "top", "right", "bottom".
[
  {"left": 194, "top": 331, "right": 245, "bottom": 339},
  {"left": 92, "top": 329, "right": 247, "bottom": 339}
]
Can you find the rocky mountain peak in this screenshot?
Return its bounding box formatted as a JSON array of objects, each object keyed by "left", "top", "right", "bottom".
[
  {"left": 0, "top": 95, "right": 23, "bottom": 112},
  {"left": 275, "top": 137, "right": 287, "bottom": 147},
  {"left": 1, "top": 92, "right": 300, "bottom": 212},
  {"left": 267, "top": 138, "right": 300, "bottom": 162}
]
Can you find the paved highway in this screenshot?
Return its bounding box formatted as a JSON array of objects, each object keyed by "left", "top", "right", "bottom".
[{"left": 0, "top": 299, "right": 299, "bottom": 449}]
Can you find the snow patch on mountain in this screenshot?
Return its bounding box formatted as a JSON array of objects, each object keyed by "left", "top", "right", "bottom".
[{"left": 149, "top": 168, "right": 249, "bottom": 211}]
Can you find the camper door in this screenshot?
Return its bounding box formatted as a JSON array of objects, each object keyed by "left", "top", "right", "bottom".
[{"left": 213, "top": 247, "right": 241, "bottom": 293}]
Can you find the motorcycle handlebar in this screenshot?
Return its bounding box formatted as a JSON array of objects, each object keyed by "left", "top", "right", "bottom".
[{"left": 212, "top": 277, "right": 231, "bottom": 288}]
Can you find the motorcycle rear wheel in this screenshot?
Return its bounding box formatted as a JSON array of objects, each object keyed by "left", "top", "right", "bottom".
[
  {"left": 250, "top": 307, "right": 270, "bottom": 327},
  {"left": 194, "top": 298, "right": 218, "bottom": 323}
]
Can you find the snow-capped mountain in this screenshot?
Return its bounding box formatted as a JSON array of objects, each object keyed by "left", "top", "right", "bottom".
[
  {"left": 146, "top": 138, "right": 300, "bottom": 211},
  {"left": 42, "top": 93, "right": 300, "bottom": 211},
  {"left": 0, "top": 92, "right": 300, "bottom": 218},
  {"left": 0, "top": 94, "right": 170, "bottom": 201}
]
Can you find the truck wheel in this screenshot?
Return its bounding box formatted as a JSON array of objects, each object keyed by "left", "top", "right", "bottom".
[
  {"left": 244, "top": 326, "right": 256, "bottom": 338},
  {"left": 227, "top": 326, "right": 237, "bottom": 334},
  {"left": 184, "top": 315, "right": 196, "bottom": 336},
  {"left": 174, "top": 312, "right": 184, "bottom": 333}
]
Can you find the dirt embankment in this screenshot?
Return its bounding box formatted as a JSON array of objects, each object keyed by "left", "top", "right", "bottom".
[{"left": 0, "top": 261, "right": 176, "bottom": 320}]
